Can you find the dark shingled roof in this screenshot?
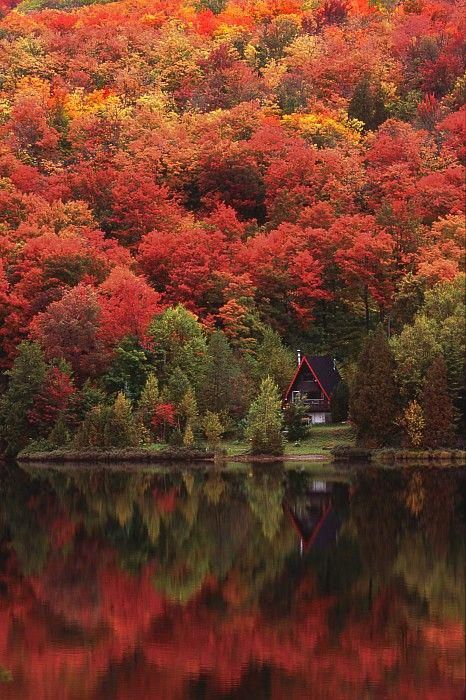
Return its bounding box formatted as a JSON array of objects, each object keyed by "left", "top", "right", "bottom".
[
  {"left": 284, "top": 355, "right": 341, "bottom": 402},
  {"left": 306, "top": 356, "right": 341, "bottom": 398}
]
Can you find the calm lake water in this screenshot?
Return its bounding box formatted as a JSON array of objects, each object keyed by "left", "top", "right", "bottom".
[{"left": 0, "top": 462, "right": 464, "bottom": 700}]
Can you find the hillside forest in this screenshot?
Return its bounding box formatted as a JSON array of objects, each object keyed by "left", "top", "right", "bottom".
[{"left": 0, "top": 0, "right": 464, "bottom": 453}]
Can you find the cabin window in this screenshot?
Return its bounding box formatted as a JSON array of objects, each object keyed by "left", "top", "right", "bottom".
[
  {"left": 311, "top": 413, "right": 326, "bottom": 424},
  {"left": 291, "top": 391, "right": 301, "bottom": 402}
]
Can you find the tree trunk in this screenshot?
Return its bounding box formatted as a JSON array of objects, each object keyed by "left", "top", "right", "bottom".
[{"left": 364, "top": 286, "right": 370, "bottom": 332}]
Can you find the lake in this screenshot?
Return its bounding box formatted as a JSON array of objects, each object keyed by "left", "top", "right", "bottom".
[{"left": 0, "top": 462, "right": 464, "bottom": 699}]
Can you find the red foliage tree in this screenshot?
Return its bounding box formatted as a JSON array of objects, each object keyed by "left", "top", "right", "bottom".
[
  {"left": 98, "top": 266, "right": 163, "bottom": 345},
  {"left": 27, "top": 366, "right": 75, "bottom": 432},
  {"left": 29, "top": 284, "right": 107, "bottom": 381}
]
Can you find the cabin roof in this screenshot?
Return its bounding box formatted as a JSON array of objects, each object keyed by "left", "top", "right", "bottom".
[
  {"left": 283, "top": 500, "right": 337, "bottom": 551},
  {"left": 284, "top": 355, "right": 341, "bottom": 402}
]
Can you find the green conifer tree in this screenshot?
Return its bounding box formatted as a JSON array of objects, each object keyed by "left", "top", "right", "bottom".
[
  {"left": 348, "top": 76, "right": 387, "bottom": 131},
  {"left": 200, "top": 331, "right": 239, "bottom": 414},
  {"left": 164, "top": 367, "right": 191, "bottom": 408},
  {"left": 251, "top": 327, "right": 295, "bottom": 393},
  {"left": 0, "top": 341, "right": 47, "bottom": 454},
  {"left": 137, "top": 372, "right": 159, "bottom": 432},
  {"left": 103, "top": 336, "right": 150, "bottom": 400},
  {"left": 330, "top": 380, "right": 349, "bottom": 423},
  {"left": 110, "top": 392, "right": 138, "bottom": 448},
  {"left": 202, "top": 411, "right": 225, "bottom": 451},
  {"left": 245, "top": 376, "right": 284, "bottom": 455},
  {"left": 283, "top": 399, "right": 308, "bottom": 441},
  {"left": 350, "top": 327, "right": 399, "bottom": 446},
  {"left": 421, "top": 355, "right": 455, "bottom": 448},
  {"left": 179, "top": 387, "right": 199, "bottom": 432}
]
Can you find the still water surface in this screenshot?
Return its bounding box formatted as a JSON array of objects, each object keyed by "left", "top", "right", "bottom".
[{"left": 0, "top": 462, "right": 464, "bottom": 700}]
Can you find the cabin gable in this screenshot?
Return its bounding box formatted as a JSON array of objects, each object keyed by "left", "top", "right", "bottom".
[{"left": 284, "top": 355, "right": 341, "bottom": 424}]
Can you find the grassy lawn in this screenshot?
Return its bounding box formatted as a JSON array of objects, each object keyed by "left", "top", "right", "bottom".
[
  {"left": 284, "top": 423, "right": 355, "bottom": 454},
  {"left": 221, "top": 423, "right": 355, "bottom": 457}
]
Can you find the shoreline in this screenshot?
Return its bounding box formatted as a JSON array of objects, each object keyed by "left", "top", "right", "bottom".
[{"left": 15, "top": 446, "right": 466, "bottom": 466}]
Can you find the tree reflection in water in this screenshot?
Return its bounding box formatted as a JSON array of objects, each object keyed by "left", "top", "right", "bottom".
[{"left": 0, "top": 463, "right": 464, "bottom": 699}]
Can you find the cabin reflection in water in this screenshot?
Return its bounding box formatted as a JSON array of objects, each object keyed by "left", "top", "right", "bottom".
[{"left": 283, "top": 480, "right": 342, "bottom": 556}]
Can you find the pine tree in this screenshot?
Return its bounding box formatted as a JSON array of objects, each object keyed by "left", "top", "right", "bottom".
[
  {"left": 137, "top": 372, "right": 159, "bottom": 431},
  {"left": 164, "top": 367, "right": 191, "bottom": 408},
  {"left": 195, "top": 0, "right": 227, "bottom": 14},
  {"left": 0, "top": 341, "right": 46, "bottom": 455},
  {"left": 245, "top": 376, "right": 284, "bottom": 455},
  {"left": 179, "top": 387, "right": 199, "bottom": 433},
  {"left": 350, "top": 327, "right": 399, "bottom": 446},
  {"left": 76, "top": 393, "right": 139, "bottom": 449},
  {"left": 348, "top": 76, "right": 387, "bottom": 131},
  {"left": 330, "top": 380, "right": 349, "bottom": 422},
  {"left": 200, "top": 330, "right": 239, "bottom": 414},
  {"left": 283, "top": 399, "right": 308, "bottom": 441},
  {"left": 183, "top": 423, "right": 195, "bottom": 447},
  {"left": 110, "top": 391, "right": 138, "bottom": 448},
  {"left": 421, "top": 355, "right": 455, "bottom": 448},
  {"left": 103, "top": 335, "right": 150, "bottom": 400},
  {"left": 74, "top": 405, "right": 111, "bottom": 449},
  {"left": 48, "top": 414, "right": 71, "bottom": 448},
  {"left": 202, "top": 411, "right": 224, "bottom": 451},
  {"left": 251, "top": 327, "right": 295, "bottom": 393}
]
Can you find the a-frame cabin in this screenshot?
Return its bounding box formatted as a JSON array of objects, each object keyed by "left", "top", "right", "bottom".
[
  {"left": 283, "top": 354, "right": 341, "bottom": 424},
  {"left": 283, "top": 480, "right": 341, "bottom": 554}
]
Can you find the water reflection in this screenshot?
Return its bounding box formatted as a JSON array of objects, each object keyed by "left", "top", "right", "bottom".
[{"left": 0, "top": 463, "right": 464, "bottom": 699}]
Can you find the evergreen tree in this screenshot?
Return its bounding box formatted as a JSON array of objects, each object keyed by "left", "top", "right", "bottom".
[
  {"left": 164, "top": 367, "right": 191, "bottom": 408},
  {"left": 0, "top": 341, "right": 46, "bottom": 455},
  {"left": 421, "top": 355, "right": 455, "bottom": 448},
  {"left": 74, "top": 404, "right": 113, "bottom": 449},
  {"left": 183, "top": 423, "right": 195, "bottom": 447},
  {"left": 350, "top": 327, "right": 399, "bottom": 446},
  {"left": 103, "top": 335, "right": 150, "bottom": 400},
  {"left": 195, "top": 0, "right": 227, "bottom": 13},
  {"left": 179, "top": 387, "right": 199, "bottom": 433},
  {"left": 202, "top": 411, "right": 224, "bottom": 451},
  {"left": 200, "top": 331, "right": 239, "bottom": 414},
  {"left": 137, "top": 372, "right": 159, "bottom": 432},
  {"left": 110, "top": 392, "right": 138, "bottom": 448},
  {"left": 73, "top": 379, "right": 108, "bottom": 423},
  {"left": 348, "top": 76, "right": 387, "bottom": 131},
  {"left": 330, "top": 380, "right": 349, "bottom": 422},
  {"left": 75, "top": 392, "right": 138, "bottom": 449},
  {"left": 245, "top": 376, "right": 284, "bottom": 455},
  {"left": 283, "top": 399, "right": 308, "bottom": 441},
  {"left": 48, "top": 414, "right": 71, "bottom": 448},
  {"left": 251, "top": 327, "right": 295, "bottom": 393}
]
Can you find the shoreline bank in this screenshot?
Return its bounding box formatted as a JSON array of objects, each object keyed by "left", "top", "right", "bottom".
[{"left": 16, "top": 446, "right": 466, "bottom": 466}]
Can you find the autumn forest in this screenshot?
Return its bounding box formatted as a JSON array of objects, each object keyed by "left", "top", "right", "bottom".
[{"left": 0, "top": 0, "right": 464, "bottom": 451}]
